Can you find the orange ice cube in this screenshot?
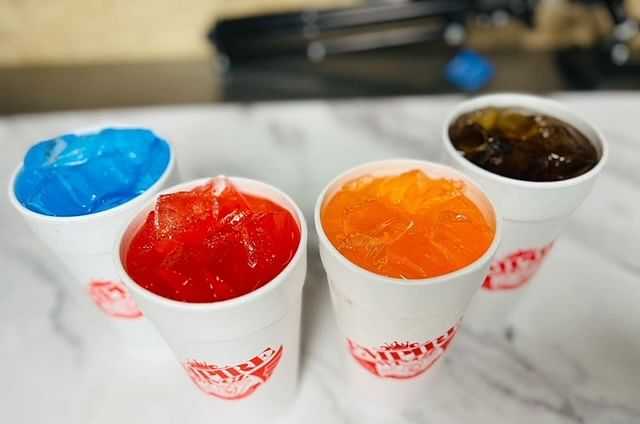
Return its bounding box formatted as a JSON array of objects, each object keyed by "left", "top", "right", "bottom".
[{"left": 321, "top": 170, "right": 494, "bottom": 279}]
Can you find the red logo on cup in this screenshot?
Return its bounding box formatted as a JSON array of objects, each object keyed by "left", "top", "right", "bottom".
[
  {"left": 88, "top": 280, "right": 143, "bottom": 319},
  {"left": 348, "top": 325, "right": 457, "bottom": 380},
  {"left": 184, "top": 345, "right": 284, "bottom": 400},
  {"left": 483, "top": 242, "right": 554, "bottom": 291}
]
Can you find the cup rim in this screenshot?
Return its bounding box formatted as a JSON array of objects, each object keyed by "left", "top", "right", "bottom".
[
  {"left": 313, "top": 158, "right": 502, "bottom": 287},
  {"left": 115, "top": 176, "right": 308, "bottom": 311},
  {"left": 7, "top": 126, "right": 175, "bottom": 223},
  {"left": 441, "top": 93, "right": 609, "bottom": 190}
]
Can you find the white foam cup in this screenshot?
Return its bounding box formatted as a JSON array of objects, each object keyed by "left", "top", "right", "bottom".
[
  {"left": 8, "top": 126, "right": 177, "bottom": 350},
  {"left": 314, "top": 159, "right": 501, "bottom": 410},
  {"left": 116, "top": 177, "right": 308, "bottom": 419},
  {"left": 441, "top": 94, "right": 608, "bottom": 331}
]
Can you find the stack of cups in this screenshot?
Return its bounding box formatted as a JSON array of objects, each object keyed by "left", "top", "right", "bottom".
[
  {"left": 116, "top": 178, "right": 308, "bottom": 420},
  {"left": 441, "top": 94, "right": 608, "bottom": 331},
  {"left": 8, "top": 126, "right": 178, "bottom": 350},
  {"left": 314, "top": 159, "right": 502, "bottom": 409}
]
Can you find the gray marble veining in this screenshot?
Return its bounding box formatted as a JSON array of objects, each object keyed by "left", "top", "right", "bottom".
[{"left": 1, "top": 93, "right": 639, "bottom": 423}]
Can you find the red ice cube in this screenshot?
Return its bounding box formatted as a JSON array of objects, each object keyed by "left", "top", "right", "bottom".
[{"left": 125, "top": 177, "right": 300, "bottom": 303}]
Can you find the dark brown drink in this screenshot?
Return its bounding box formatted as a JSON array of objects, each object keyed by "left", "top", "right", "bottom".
[{"left": 448, "top": 107, "right": 599, "bottom": 182}]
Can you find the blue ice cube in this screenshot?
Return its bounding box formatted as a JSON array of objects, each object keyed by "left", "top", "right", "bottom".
[{"left": 14, "top": 128, "right": 171, "bottom": 217}]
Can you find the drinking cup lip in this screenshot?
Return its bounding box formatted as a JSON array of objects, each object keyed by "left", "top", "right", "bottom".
[
  {"left": 115, "top": 176, "right": 308, "bottom": 311},
  {"left": 314, "top": 158, "right": 502, "bottom": 288},
  {"left": 441, "top": 93, "right": 609, "bottom": 190},
  {"left": 8, "top": 126, "right": 176, "bottom": 223}
]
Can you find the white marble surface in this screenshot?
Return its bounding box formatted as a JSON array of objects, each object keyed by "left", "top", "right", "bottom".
[{"left": 2, "top": 93, "right": 640, "bottom": 423}]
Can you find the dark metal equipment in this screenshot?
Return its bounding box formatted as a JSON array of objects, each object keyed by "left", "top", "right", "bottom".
[{"left": 208, "top": 0, "right": 640, "bottom": 99}]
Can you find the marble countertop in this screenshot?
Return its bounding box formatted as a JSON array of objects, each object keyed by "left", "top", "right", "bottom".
[{"left": 2, "top": 93, "right": 639, "bottom": 423}]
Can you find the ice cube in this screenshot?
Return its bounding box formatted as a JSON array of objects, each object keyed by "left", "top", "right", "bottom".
[
  {"left": 15, "top": 128, "right": 171, "bottom": 216},
  {"left": 321, "top": 169, "right": 495, "bottom": 279},
  {"left": 212, "top": 176, "right": 251, "bottom": 219},
  {"left": 126, "top": 177, "right": 300, "bottom": 303},
  {"left": 154, "top": 182, "right": 215, "bottom": 238},
  {"left": 53, "top": 168, "right": 98, "bottom": 213}
]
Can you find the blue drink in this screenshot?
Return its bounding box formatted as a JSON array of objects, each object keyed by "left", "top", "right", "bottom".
[{"left": 14, "top": 128, "right": 170, "bottom": 217}]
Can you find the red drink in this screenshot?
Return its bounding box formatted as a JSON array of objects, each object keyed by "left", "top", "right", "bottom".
[{"left": 125, "top": 177, "right": 301, "bottom": 302}]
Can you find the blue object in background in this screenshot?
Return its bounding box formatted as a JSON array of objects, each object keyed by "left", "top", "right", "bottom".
[
  {"left": 15, "top": 128, "right": 170, "bottom": 217},
  {"left": 445, "top": 49, "right": 495, "bottom": 92}
]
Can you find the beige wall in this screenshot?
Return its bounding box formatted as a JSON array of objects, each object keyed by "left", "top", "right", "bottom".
[
  {"left": 0, "top": 0, "right": 637, "bottom": 67},
  {"left": 0, "top": 0, "right": 356, "bottom": 67}
]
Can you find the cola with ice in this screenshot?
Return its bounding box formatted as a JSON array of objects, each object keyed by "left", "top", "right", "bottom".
[{"left": 448, "top": 107, "right": 598, "bottom": 182}]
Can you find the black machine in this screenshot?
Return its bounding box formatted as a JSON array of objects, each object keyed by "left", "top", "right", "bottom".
[{"left": 209, "top": 0, "right": 639, "bottom": 99}]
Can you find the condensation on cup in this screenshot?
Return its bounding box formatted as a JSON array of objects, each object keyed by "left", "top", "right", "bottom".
[{"left": 441, "top": 94, "right": 608, "bottom": 331}]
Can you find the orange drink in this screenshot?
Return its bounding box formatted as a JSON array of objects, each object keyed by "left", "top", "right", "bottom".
[{"left": 321, "top": 170, "right": 494, "bottom": 279}]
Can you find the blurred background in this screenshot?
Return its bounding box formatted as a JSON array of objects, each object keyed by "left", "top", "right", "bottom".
[{"left": 2, "top": 0, "right": 639, "bottom": 114}]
